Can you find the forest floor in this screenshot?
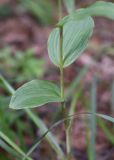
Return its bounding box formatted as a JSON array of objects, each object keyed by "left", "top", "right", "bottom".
[{"left": 0, "top": 0, "right": 114, "bottom": 160}]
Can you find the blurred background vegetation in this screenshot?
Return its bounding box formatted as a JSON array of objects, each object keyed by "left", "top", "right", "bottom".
[{"left": 0, "top": 0, "right": 114, "bottom": 160}]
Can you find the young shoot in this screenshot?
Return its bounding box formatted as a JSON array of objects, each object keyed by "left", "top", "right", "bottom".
[{"left": 9, "top": 1, "right": 114, "bottom": 160}]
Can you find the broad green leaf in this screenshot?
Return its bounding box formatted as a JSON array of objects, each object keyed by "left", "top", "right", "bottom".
[
  {"left": 58, "top": 1, "right": 114, "bottom": 26},
  {"left": 9, "top": 80, "right": 63, "bottom": 109},
  {"left": 63, "top": 0, "right": 75, "bottom": 14},
  {"left": 48, "top": 17, "right": 94, "bottom": 68},
  {"left": 84, "top": 1, "right": 114, "bottom": 20},
  {"left": 0, "top": 75, "right": 64, "bottom": 159}
]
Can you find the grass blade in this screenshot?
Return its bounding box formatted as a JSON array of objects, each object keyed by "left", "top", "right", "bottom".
[
  {"left": 0, "top": 75, "right": 14, "bottom": 94},
  {"left": 98, "top": 119, "right": 114, "bottom": 145},
  {"left": 23, "top": 112, "right": 114, "bottom": 159},
  {"left": 0, "top": 131, "right": 32, "bottom": 160},
  {"left": 0, "top": 139, "right": 20, "bottom": 158},
  {"left": 20, "top": 0, "right": 53, "bottom": 24},
  {"left": 69, "top": 87, "right": 83, "bottom": 128},
  {"left": 97, "top": 113, "right": 114, "bottom": 123},
  {"left": 69, "top": 89, "right": 82, "bottom": 116},
  {"left": 25, "top": 109, "right": 65, "bottom": 160},
  {"left": 88, "top": 76, "right": 97, "bottom": 160},
  {"left": 66, "top": 67, "right": 88, "bottom": 98}
]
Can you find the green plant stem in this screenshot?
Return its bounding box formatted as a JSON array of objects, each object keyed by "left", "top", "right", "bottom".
[
  {"left": 59, "top": 27, "right": 66, "bottom": 119},
  {"left": 59, "top": 26, "right": 64, "bottom": 100},
  {"left": 66, "top": 127, "right": 71, "bottom": 160},
  {"left": 58, "top": 1, "right": 71, "bottom": 156},
  {"left": 66, "top": 88, "right": 82, "bottom": 160},
  {"left": 59, "top": 26, "right": 71, "bottom": 159}
]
